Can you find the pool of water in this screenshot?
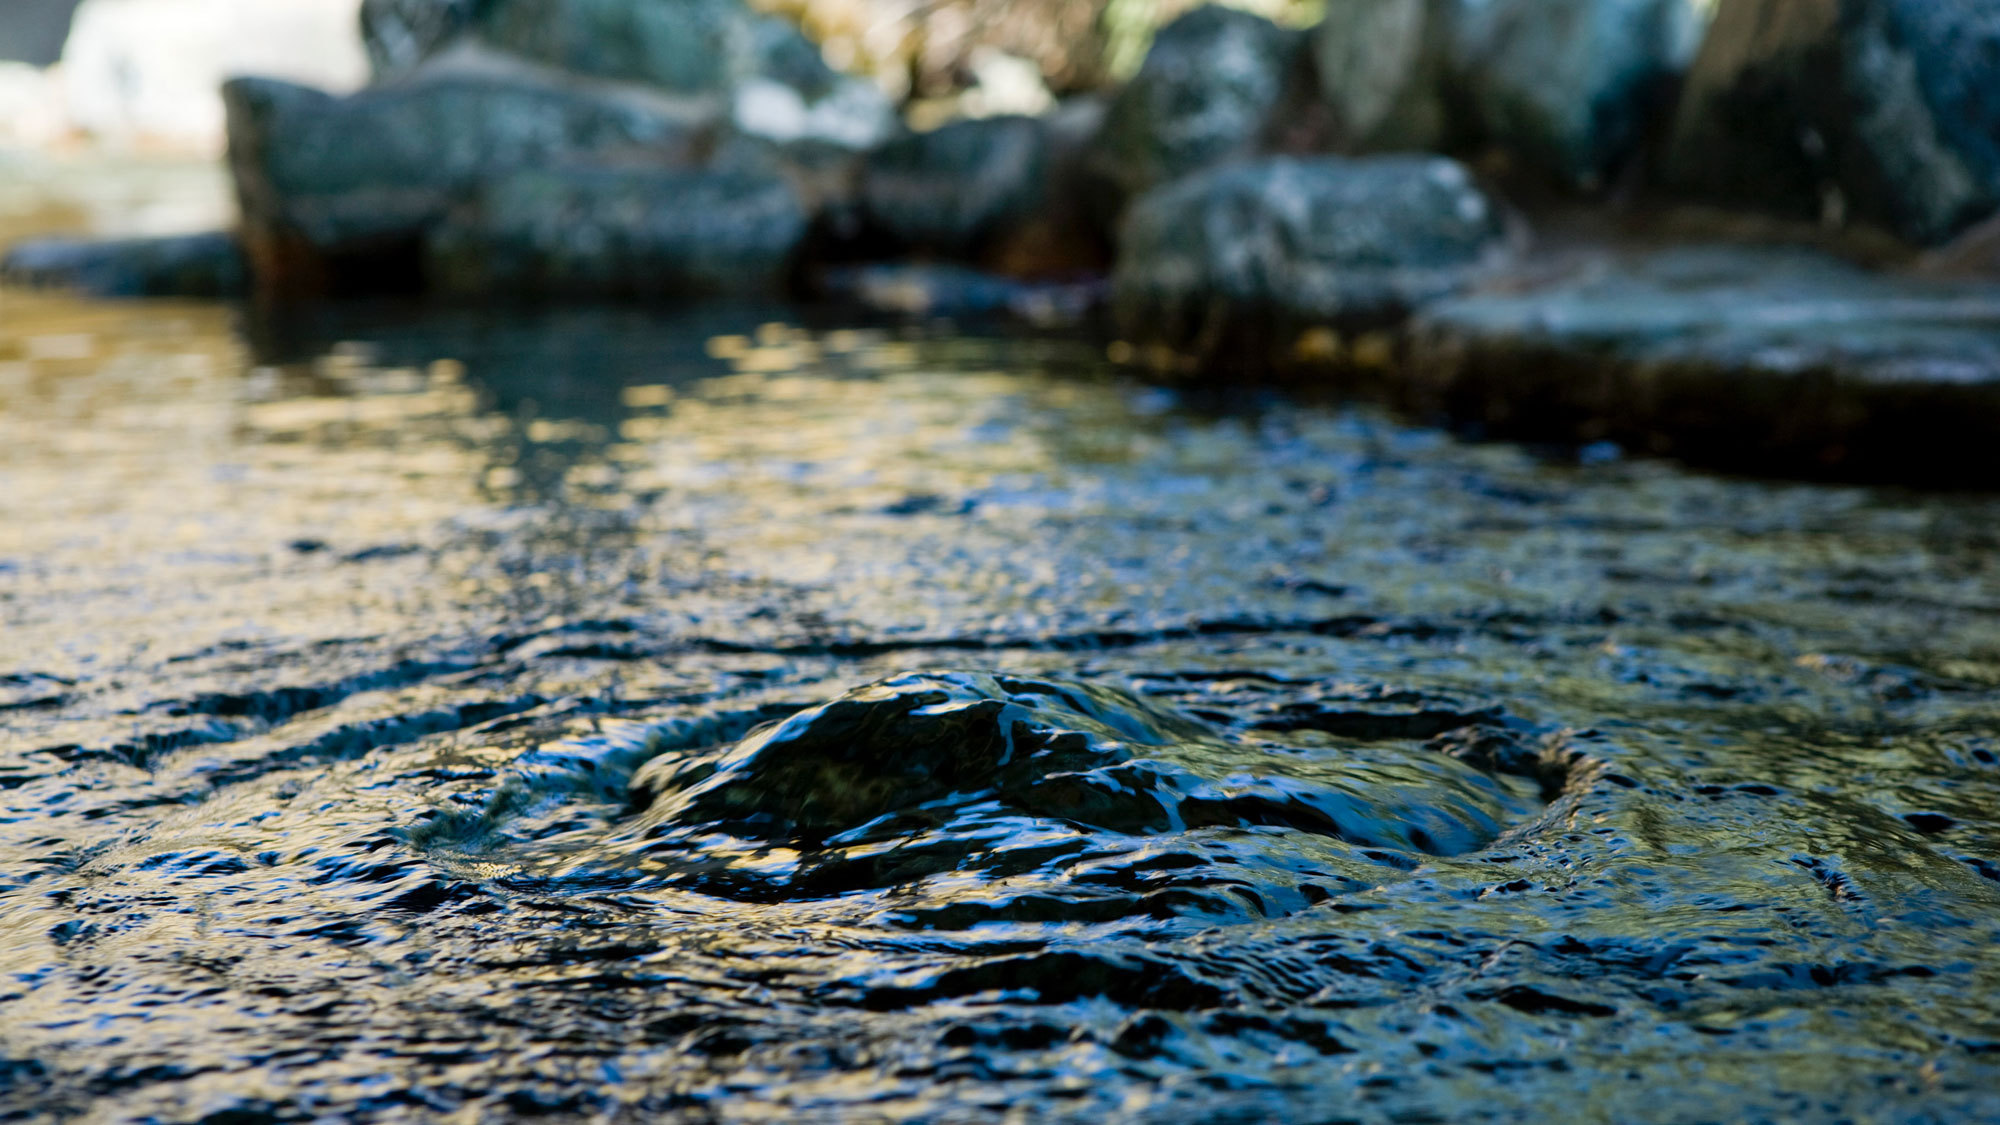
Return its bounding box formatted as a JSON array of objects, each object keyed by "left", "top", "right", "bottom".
[{"left": 2, "top": 286, "right": 1998, "bottom": 1122}]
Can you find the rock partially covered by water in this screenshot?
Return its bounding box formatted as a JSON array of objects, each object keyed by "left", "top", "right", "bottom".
[
  {"left": 223, "top": 66, "right": 707, "bottom": 293},
  {"left": 1666, "top": 0, "right": 2000, "bottom": 246},
  {"left": 0, "top": 232, "right": 247, "bottom": 298},
  {"left": 1087, "top": 6, "right": 1304, "bottom": 218},
  {"left": 425, "top": 165, "right": 806, "bottom": 297},
  {"left": 628, "top": 671, "right": 1533, "bottom": 858},
  {"left": 1112, "top": 155, "right": 1506, "bottom": 366},
  {"left": 1313, "top": 0, "right": 1706, "bottom": 190},
  {"left": 1407, "top": 246, "right": 2000, "bottom": 485}
]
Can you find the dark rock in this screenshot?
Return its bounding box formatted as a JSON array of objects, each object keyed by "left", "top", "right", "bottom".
[
  {"left": 629, "top": 670, "right": 1522, "bottom": 856},
  {"left": 1407, "top": 246, "right": 2000, "bottom": 486},
  {"left": 1310, "top": 0, "right": 1455, "bottom": 154},
  {"left": 1112, "top": 155, "right": 1507, "bottom": 366},
  {"left": 222, "top": 67, "right": 709, "bottom": 294},
  {"left": 858, "top": 115, "right": 1049, "bottom": 263},
  {"left": 1088, "top": 6, "right": 1304, "bottom": 218},
  {"left": 1, "top": 232, "right": 246, "bottom": 298},
  {"left": 1666, "top": 0, "right": 2000, "bottom": 246},
  {"left": 476, "top": 0, "right": 789, "bottom": 95},
  {"left": 1313, "top": 0, "right": 1706, "bottom": 191},
  {"left": 424, "top": 165, "right": 807, "bottom": 297}
]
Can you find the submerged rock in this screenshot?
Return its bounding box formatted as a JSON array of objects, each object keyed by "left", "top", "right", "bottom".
[
  {"left": 1087, "top": 6, "right": 1304, "bottom": 219},
  {"left": 1, "top": 232, "right": 246, "bottom": 298},
  {"left": 1408, "top": 246, "right": 2000, "bottom": 485},
  {"left": 1312, "top": 0, "right": 1706, "bottom": 190},
  {"left": 1666, "top": 0, "right": 2000, "bottom": 246},
  {"left": 425, "top": 165, "right": 806, "bottom": 297},
  {"left": 612, "top": 667, "right": 1549, "bottom": 918},
  {"left": 621, "top": 671, "right": 1541, "bottom": 911},
  {"left": 1112, "top": 155, "right": 1506, "bottom": 366},
  {"left": 223, "top": 66, "right": 707, "bottom": 293}
]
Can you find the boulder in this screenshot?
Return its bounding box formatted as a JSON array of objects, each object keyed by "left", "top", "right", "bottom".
[
  {"left": 1666, "top": 0, "right": 2000, "bottom": 246},
  {"left": 1313, "top": 0, "right": 1706, "bottom": 191},
  {"left": 1112, "top": 154, "right": 1506, "bottom": 366},
  {"left": 222, "top": 66, "right": 708, "bottom": 293},
  {"left": 1310, "top": 0, "right": 1454, "bottom": 154},
  {"left": 1407, "top": 246, "right": 2000, "bottom": 485},
  {"left": 424, "top": 165, "right": 807, "bottom": 297},
  {"left": 360, "top": 0, "right": 479, "bottom": 76},
  {"left": 1088, "top": 6, "right": 1304, "bottom": 218},
  {"left": 0, "top": 232, "right": 247, "bottom": 297},
  {"left": 857, "top": 115, "right": 1049, "bottom": 263},
  {"left": 361, "top": 0, "right": 896, "bottom": 148}
]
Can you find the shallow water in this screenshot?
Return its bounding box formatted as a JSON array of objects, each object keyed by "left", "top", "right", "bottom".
[{"left": 2, "top": 287, "right": 1999, "bottom": 1123}]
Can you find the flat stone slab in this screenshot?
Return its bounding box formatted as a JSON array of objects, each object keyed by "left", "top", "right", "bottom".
[
  {"left": 1, "top": 232, "right": 246, "bottom": 298},
  {"left": 1406, "top": 246, "right": 2000, "bottom": 486}
]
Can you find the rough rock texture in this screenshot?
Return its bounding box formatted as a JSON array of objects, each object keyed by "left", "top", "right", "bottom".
[
  {"left": 223, "top": 69, "right": 707, "bottom": 293},
  {"left": 1088, "top": 6, "right": 1304, "bottom": 219},
  {"left": 1667, "top": 0, "right": 2000, "bottom": 246},
  {"left": 362, "top": 0, "right": 895, "bottom": 148},
  {"left": 1113, "top": 155, "right": 1506, "bottom": 366},
  {"left": 1313, "top": 0, "right": 1705, "bottom": 190},
  {"left": 0, "top": 232, "right": 246, "bottom": 298},
  {"left": 424, "top": 166, "right": 807, "bottom": 297},
  {"left": 1408, "top": 246, "right": 2000, "bottom": 485}
]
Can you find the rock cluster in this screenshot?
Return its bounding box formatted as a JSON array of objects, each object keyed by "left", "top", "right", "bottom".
[{"left": 9, "top": 0, "right": 2000, "bottom": 484}]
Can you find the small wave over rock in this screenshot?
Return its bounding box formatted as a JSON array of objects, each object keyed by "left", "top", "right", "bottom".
[{"left": 605, "top": 672, "right": 1546, "bottom": 919}]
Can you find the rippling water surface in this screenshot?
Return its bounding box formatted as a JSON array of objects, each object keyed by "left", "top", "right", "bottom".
[{"left": 3, "top": 284, "right": 2000, "bottom": 1123}]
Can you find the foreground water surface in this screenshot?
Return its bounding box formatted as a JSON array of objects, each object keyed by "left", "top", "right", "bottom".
[{"left": 2, "top": 288, "right": 1998, "bottom": 1123}]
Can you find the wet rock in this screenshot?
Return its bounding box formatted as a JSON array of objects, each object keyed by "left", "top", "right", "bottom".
[
  {"left": 1312, "top": 0, "right": 1706, "bottom": 191},
  {"left": 424, "top": 165, "right": 806, "bottom": 298},
  {"left": 0, "top": 232, "right": 246, "bottom": 298},
  {"left": 1666, "top": 0, "right": 2000, "bottom": 246},
  {"left": 1407, "top": 246, "right": 2000, "bottom": 486},
  {"left": 629, "top": 670, "right": 1533, "bottom": 859},
  {"left": 1087, "top": 6, "right": 1304, "bottom": 219},
  {"left": 222, "top": 66, "right": 708, "bottom": 293},
  {"left": 1112, "top": 155, "right": 1506, "bottom": 366}
]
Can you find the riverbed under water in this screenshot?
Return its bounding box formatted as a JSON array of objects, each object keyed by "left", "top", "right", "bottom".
[{"left": 2, "top": 284, "right": 1999, "bottom": 1123}]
